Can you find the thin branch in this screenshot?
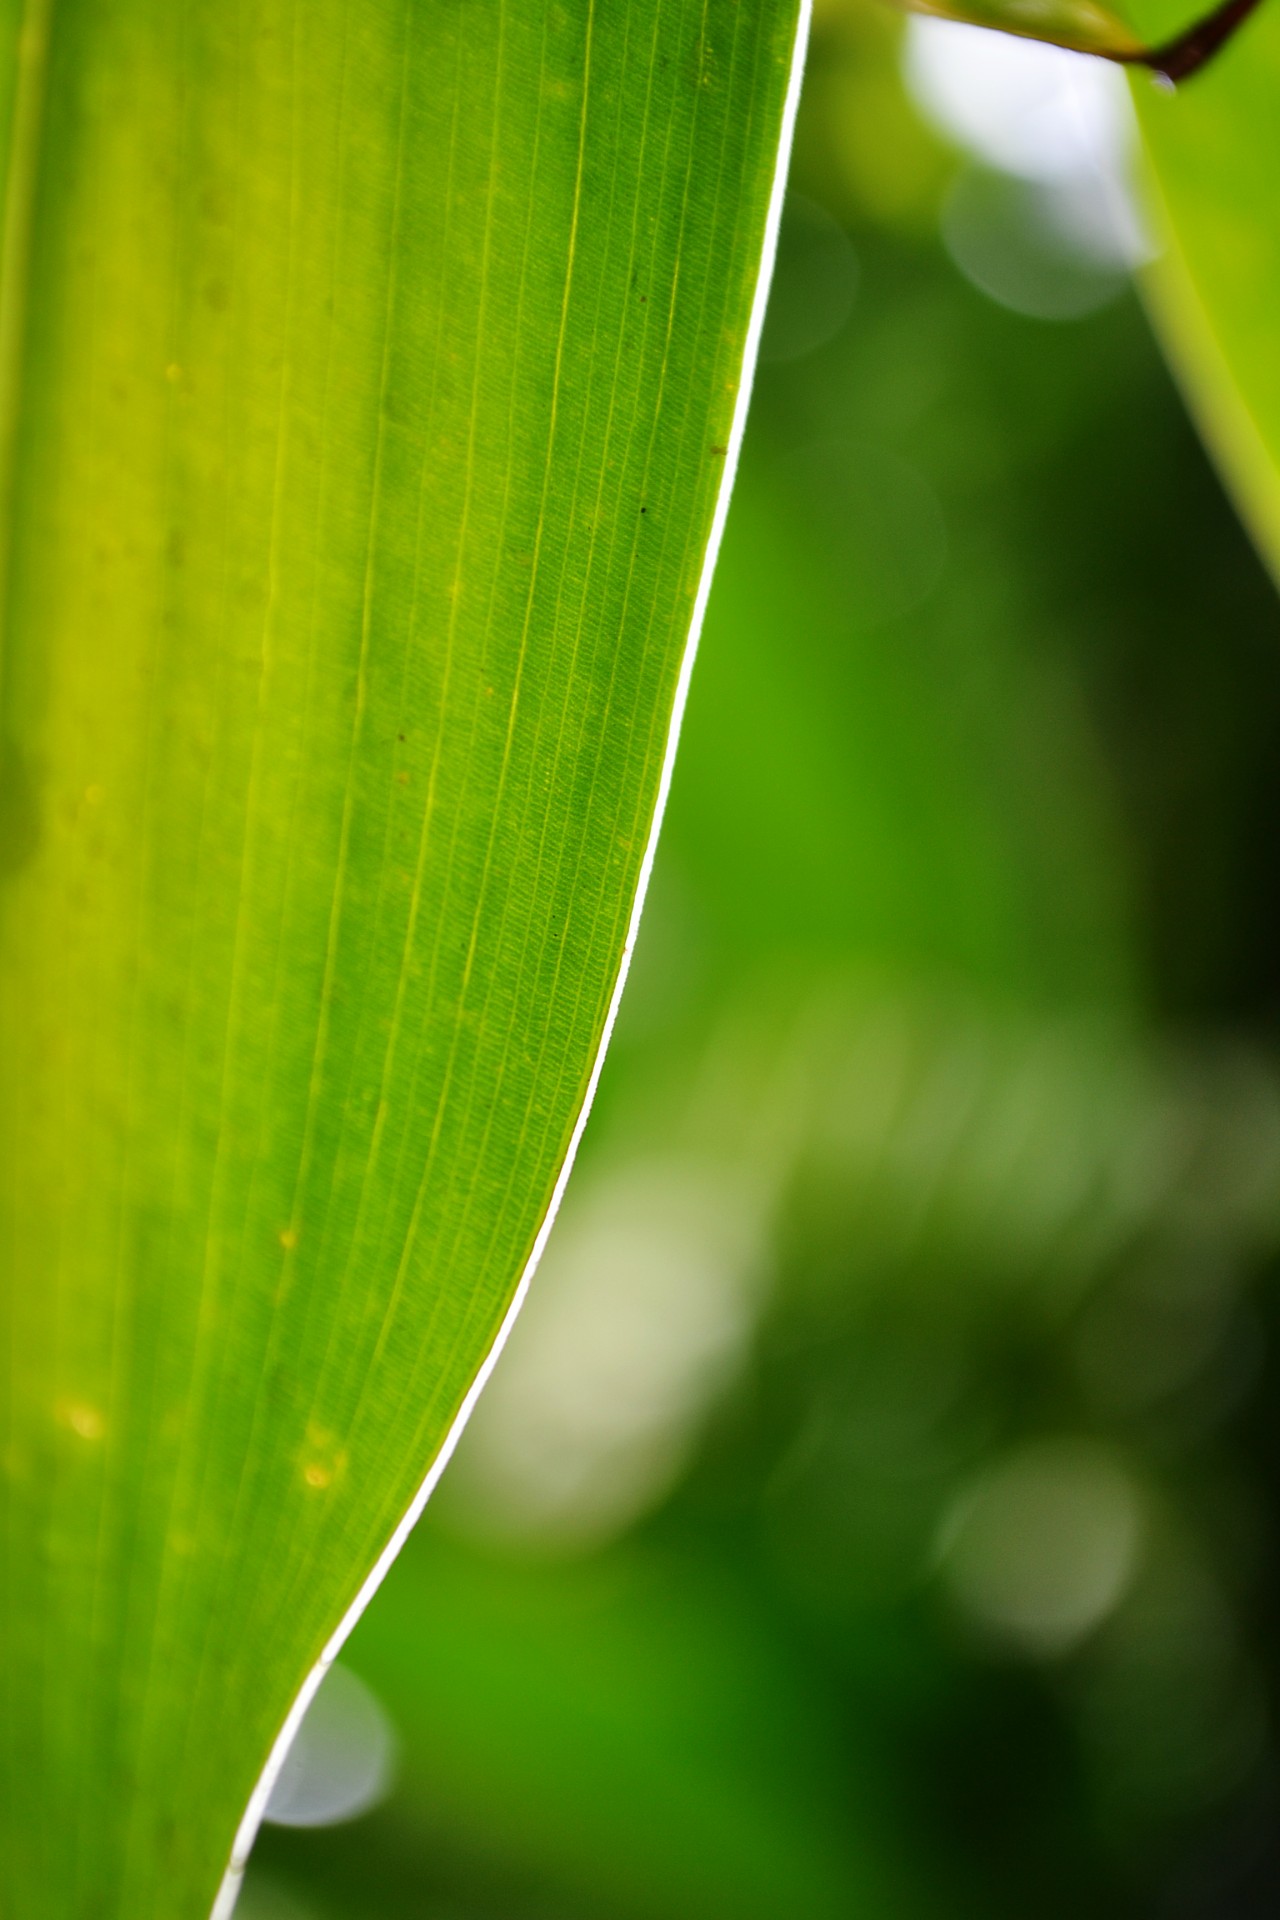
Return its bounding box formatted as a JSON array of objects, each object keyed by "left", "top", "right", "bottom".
[{"left": 1116, "top": 0, "right": 1266, "bottom": 83}]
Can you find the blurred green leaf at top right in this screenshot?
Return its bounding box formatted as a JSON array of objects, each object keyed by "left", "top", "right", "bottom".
[
  {"left": 863, "top": 0, "right": 1280, "bottom": 585},
  {"left": 1129, "top": 0, "right": 1280, "bottom": 585}
]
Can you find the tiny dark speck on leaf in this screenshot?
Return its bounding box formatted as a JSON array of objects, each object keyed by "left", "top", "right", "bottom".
[
  {"left": 709, "top": 444, "right": 727, "bottom": 458},
  {"left": 397, "top": 733, "right": 405, "bottom": 742}
]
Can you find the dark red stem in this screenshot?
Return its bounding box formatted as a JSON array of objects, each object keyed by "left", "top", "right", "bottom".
[{"left": 1117, "top": 0, "right": 1266, "bottom": 83}]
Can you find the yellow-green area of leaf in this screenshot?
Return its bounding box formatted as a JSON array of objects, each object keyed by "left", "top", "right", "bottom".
[
  {"left": 1132, "top": 0, "right": 1280, "bottom": 582},
  {"left": 0, "top": 2, "right": 807, "bottom": 1916}
]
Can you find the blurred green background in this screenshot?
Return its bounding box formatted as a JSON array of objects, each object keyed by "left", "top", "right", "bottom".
[{"left": 240, "top": 7, "right": 1280, "bottom": 1916}]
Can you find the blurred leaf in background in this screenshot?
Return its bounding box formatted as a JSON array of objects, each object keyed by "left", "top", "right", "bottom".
[
  {"left": 1131, "top": 0, "right": 1280, "bottom": 579},
  {"left": 249, "top": 7, "right": 1280, "bottom": 1919}
]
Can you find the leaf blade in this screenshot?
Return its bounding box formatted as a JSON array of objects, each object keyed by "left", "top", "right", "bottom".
[{"left": 0, "top": 2, "right": 807, "bottom": 1914}]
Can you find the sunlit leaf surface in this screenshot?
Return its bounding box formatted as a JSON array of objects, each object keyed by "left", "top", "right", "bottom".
[
  {"left": 0, "top": 2, "right": 805, "bottom": 1914},
  {"left": 1132, "top": 0, "right": 1280, "bottom": 580}
]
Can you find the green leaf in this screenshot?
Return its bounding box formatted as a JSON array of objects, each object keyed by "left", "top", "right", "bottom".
[
  {"left": 0, "top": 3, "right": 807, "bottom": 1915},
  {"left": 1132, "top": 0, "right": 1280, "bottom": 581}
]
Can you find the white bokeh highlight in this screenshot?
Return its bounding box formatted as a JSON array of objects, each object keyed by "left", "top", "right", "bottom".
[
  {"left": 444, "top": 1158, "right": 770, "bottom": 1549},
  {"left": 263, "top": 1664, "right": 397, "bottom": 1831},
  {"left": 938, "top": 1435, "right": 1145, "bottom": 1653},
  {"left": 904, "top": 16, "right": 1137, "bottom": 184},
  {"left": 904, "top": 17, "right": 1154, "bottom": 316}
]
